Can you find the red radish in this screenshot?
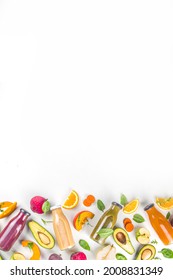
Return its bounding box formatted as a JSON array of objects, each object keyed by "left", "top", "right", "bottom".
[
  {"left": 70, "top": 252, "right": 87, "bottom": 260},
  {"left": 30, "top": 196, "right": 50, "bottom": 214}
]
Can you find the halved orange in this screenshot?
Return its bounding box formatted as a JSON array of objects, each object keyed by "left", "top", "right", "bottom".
[
  {"left": 156, "top": 197, "right": 173, "bottom": 210},
  {"left": 62, "top": 190, "right": 79, "bottom": 209},
  {"left": 123, "top": 199, "right": 139, "bottom": 214}
]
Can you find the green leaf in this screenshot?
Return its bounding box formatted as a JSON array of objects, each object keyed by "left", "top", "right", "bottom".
[
  {"left": 28, "top": 242, "right": 34, "bottom": 250},
  {"left": 41, "top": 218, "right": 53, "bottom": 225},
  {"left": 159, "top": 248, "right": 173, "bottom": 258},
  {"left": 166, "top": 212, "right": 171, "bottom": 220},
  {"left": 42, "top": 200, "right": 51, "bottom": 214},
  {"left": 97, "top": 199, "right": 105, "bottom": 212},
  {"left": 151, "top": 239, "right": 158, "bottom": 244},
  {"left": 79, "top": 239, "right": 90, "bottom": 251},
  {"left": 120, "top": 194, "right": 128, "bottom": 206},
  {"left": 133, "top": 214, "right": 145, "bottom": 223},
  {"left": 116, "top": 253, "right": 127, "bottom": 260},
  {"left": 97, "top": 228, "right": 113, "bottom": 238}
]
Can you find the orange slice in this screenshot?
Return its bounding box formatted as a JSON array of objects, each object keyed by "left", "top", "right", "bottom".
[
  {"left": 156, "top": 197, "right": 173, "bottom": 210},
  {"left": 123, "top": 199, "right": 139, "bottom": 214},
  {"left": 62, "top": 190, "right": 79, "bottom": 209}
]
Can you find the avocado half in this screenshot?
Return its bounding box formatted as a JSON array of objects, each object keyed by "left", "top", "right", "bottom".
[
  {"left": 113, "top": 228, "right": 135, "bottom": 255},
  {"left": 136, "top": 244, "right": 156, "bottom": 260},
  {"left": 28, "top": 220, "right": 55, "bottom": 249}
]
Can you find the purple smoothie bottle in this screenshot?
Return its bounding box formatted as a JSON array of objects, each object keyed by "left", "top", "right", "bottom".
[{"left": 0, "top": 208, "right": 30, "bottom": 251}]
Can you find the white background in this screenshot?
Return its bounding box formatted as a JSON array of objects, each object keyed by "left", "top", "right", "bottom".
[{"left": 0, "top": 0, "right": 173, "bottom": 262}]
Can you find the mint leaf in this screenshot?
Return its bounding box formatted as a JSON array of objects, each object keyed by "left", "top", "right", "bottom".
[
  {"left": 79, "top": 239, "right": 90, "bottom": 251},
  {"left": 120, "top": 194, "right": 128, "bottom": 206},
  {"left": 97, "top": 199, "right": 105, "bottom": 212},
  {"left": 28, "top": 242, "right": 34, "bottom": 250},
  {"left": 159, "top": 248, "right": 173, "bottom": 258},
  {"left": 42, "top": 200, "right": 51, "bottom": 214},
  {"left": 133, "top": 214, "right": 145, "bottom": 223},
  {"left": 97, "top": 228, "right": 113, "bottom": 238}
]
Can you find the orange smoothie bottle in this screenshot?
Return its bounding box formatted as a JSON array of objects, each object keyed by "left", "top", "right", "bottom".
[
  {"left": 51, "top": 205, "right": 75, "bottom": 250},
  {"left": 144, "top": 203, "right": 173, "bottom": 245}
]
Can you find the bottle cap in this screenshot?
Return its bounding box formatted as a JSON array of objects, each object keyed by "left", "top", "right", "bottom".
[
  {"left": 20, "top": 208, "right": 31, "bottom": 216},
  {"left": 50, "top": 205, "right": 61, "bottom": 211},
  {"left": 112, "top": 202, "right": 123, "bottom": 209},
  {"left": 144, "top": 203, "right": 154, "bottom": 211}
]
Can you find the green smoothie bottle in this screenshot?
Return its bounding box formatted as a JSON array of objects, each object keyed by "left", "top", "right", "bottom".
[{"left": 90, "top": 202, "right": 122, "bottom": 244}]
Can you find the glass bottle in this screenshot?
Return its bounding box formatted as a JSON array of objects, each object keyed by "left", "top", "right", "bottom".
[
  {"left": 90, "top": 201, "right": 122, "bottom": 244},
  {"left": 0, "top": 208, "right": 30, "bottom": 251},
  {"left": 144, "top": 203, "right": 173, "bottom": 245},
  {"left": 51, "top": 205, "right": 75, "bottom": 250}
]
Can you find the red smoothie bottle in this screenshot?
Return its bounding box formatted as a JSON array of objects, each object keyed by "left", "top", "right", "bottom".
[{"left": 0, "top": 208, "right": 30, "bottom": 251}]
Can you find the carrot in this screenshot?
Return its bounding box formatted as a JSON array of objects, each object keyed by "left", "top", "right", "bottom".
[
  {"left": 125, "top": 222, "right": 134, "bottom": 232},
  {"left": 123, "top": 218, "right": 132, "bottom": 226},
  {"left": 83, "top": 199, "right": 92, "bottom": 207},
  {"left": 87, "top": 195, "right": 95, "bottom": 203}
]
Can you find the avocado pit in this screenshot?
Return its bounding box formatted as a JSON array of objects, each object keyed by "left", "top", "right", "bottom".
[
  {"left": 38, "top": 232, "right": 50, "bottom": 245},
  {"left": 116, "top": 232, "right": 126, "bottom": 244}
]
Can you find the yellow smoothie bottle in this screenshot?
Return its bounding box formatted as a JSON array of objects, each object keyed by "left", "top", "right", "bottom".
[{"left": 51, "top": 205, "right": 75, "bottom": 250}]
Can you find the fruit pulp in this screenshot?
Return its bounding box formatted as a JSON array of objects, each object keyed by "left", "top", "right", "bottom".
[
  {"left": 90, "top": 202, "right": 122, "bottom": 244},
  {"left": 51, "top": 205, "right": 75, "bottom": 250},
  {"left": 0, "top": 209, "right": 30, "bottom": 251},
  {"left": 144, "top": 203, "right": 173, "bottom": 245}
]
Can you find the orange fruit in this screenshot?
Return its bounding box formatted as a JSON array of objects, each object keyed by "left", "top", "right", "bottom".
[
  {"left": 123, "top": 199, "right": 139, "bottom": 214},
  {"left": 62, "top": 190, "right": 79, "bottom": 209},
  {"left": 156, "top": 197, "right": 173, "bottom": 210}
]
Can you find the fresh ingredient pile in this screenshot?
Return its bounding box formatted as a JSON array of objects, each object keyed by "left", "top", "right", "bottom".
[{"left": 0, "top": 192, "right": 173, "bottom": 260}]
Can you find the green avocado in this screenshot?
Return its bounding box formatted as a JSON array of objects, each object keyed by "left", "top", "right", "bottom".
[
  {"left": 113, "top": 228, "right": 135, "bottom": 255},
  {"left": 28, "top": 220, "right": 55, "bottom": 249},
  {"left": 136, "top": 244, "right": 156, "bottom": 260}
]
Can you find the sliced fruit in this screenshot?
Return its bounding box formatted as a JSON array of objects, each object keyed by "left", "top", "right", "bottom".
[
  {"left": 156, "top": 197, "right": 173, "bottom": 210},
  {"left": 10, "top": 252, "right": 26, "bottom": 260},
  {"left": 136, "top": 244, "right": 156, "bottom": 260},
  {"left": 73, "top": 211, "right": 94, "bottom": 231},
  {"left": 62, "top": 190, "right": 79, "bottom": 209},
  {"left": 123, "top": 199, "right": 139, "bottom": 214},
  {"left": 113, "top": 228, "right": 135, "bottom": 255},
  {"left": 96, "top": 244, "right": 116, "bottom": 260},
  {"left": 0, "top": 202, "right": 17, "bottom": 219},
  {"left": 136, "top": 228, "right": 150, "bottom": 244},
  {"left": 21, "top": 240, "right": 41, "bottom": 260},
  {"left": 28, "top": 220, "right": 55, "bottom": 249}
]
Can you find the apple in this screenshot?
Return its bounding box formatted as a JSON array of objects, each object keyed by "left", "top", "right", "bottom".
[
  {"left": 136, "top": 228, "right": 150, "bottom": 244},
  {"left": 73, "top": 211, "right": 94, "bottom": 231},
  {"left": 96, "top": 244, "right": 116, "bottom": 260}
]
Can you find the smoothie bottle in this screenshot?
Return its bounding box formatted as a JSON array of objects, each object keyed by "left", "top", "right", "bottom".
[
  {"left": 144, "top": 203, "right": 173, "bottom": 245},
  {"left": 51, "top": 205, "right": 75, "bottom": 250},
  {"left": 90, "top": 202, "right": 122, "bottom": 244},
  {"left": 0, "top": 208, "right": 30, "bottom": 251}
]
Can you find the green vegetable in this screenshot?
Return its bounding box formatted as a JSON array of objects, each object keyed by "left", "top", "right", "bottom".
[
  {"left": 151, "top": 239, "right": 158, "bottom": 244},
  {"left": 159, "top": 248, "right": 173, "bottom": 258},
  {"left": 97, "top": 228, "right": 113, "bottom": 238},
  {"left": 41, "top": 219, "right": 53, "bottom": 225},
  {"left": 97, "top": 199, "right": 105, "bottom": 212},
  {"left": 166, "top": 212, "right": 171, "bottom": 220},
  {"left": 120, "top": 194, "right": 128, "bottom": 206},
  {"left": 116, "top": 253, "right": 127, "bottom": 260},
  {"left": 79, "top": 239, "right": 90, "bottom": 251},
  {"left": 42, "top": 201, "right": 51, "bottom": 214},
  {"left": 28, "top": 242, "right": 34, "bottom": 250},
  {"left": 133, "top": 214, "right": 145, "bottom": 223}
]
